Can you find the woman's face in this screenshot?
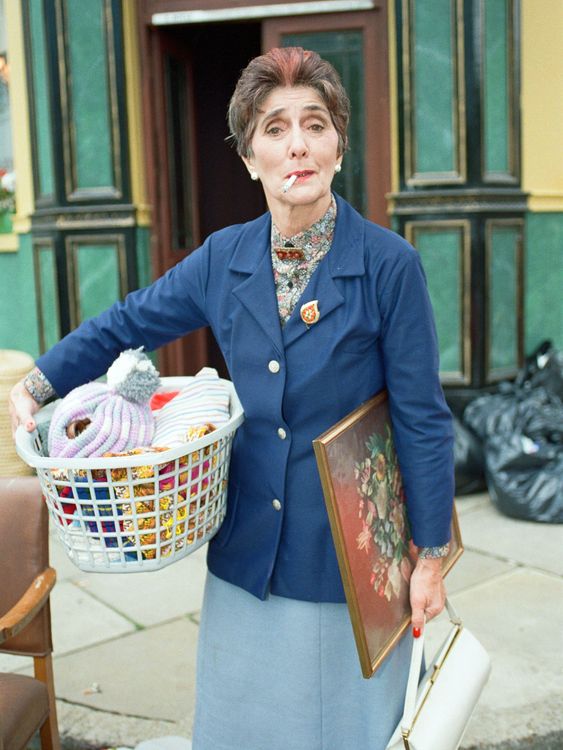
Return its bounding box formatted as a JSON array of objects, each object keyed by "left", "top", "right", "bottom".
[{"left": 242, "top": 86, "right": 341, "bottom": 221}]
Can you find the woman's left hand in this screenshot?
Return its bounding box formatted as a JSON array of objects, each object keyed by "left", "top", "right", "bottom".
[{"left": 409, "top": 556, "right": 446, "bottom": 634}]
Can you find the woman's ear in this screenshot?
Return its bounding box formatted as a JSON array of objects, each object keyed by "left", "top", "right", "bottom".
[{"left": 241, "top": 156, "right": 259, "bottom": 181}]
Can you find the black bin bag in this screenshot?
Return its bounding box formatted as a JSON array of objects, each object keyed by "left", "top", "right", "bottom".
[
  {"left": 462, "top": 342, "right": 563, "bottom": 523},
  {"left": 484, "top": 387, "right": 563, "bottom": 523}
]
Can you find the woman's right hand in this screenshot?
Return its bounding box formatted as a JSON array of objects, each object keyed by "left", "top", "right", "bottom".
[{"left": 9, "top": 379, "right": 41, "bottom": 436}]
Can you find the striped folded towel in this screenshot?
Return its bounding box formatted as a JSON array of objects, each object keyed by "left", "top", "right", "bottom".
[{"left": 152, "top": 367, "right": 230, "bottom": 447}]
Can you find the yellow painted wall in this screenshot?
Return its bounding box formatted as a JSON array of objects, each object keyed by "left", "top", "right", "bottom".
[
  {"left": 122, "top": 0, "right": 151, "bottom": 227},
  {"left": 521, "top": 0, "right": 563, "bottom": 211},
  {"left": 2, "top": 0, "right": 34, "bottom": 251}
]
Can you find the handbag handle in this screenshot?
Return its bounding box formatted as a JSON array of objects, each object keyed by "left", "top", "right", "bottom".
[{"left": 400, "top": 598, "right": 462, "bottom": 734}]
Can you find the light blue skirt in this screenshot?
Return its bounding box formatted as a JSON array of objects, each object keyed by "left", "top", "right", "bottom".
[{"left": 193, "top": 573, "right": 412, "bottom": 750}]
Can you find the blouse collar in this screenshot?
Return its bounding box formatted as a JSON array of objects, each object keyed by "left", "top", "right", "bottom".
[{"left": 271, "top": 194, "right": 337, "bottom": 262}]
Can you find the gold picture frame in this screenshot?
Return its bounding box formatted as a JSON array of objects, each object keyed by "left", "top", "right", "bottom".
[{"left": 313, "top": 390, "right": 463, "bottom": 678}]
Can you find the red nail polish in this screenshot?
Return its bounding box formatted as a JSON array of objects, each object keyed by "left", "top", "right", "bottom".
[{"left": 412, "top": 627, "right": 421, "bottom": 638}]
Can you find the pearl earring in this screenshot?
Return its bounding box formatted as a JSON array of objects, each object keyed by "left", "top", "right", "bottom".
[
  {"left": 250, "top": 170, "right": 259, "bottom": 181},
  {"left": 334, "top": 163, "right": 342, "bottom": 174}
]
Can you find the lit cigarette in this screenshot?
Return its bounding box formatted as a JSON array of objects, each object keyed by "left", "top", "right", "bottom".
[{"left": 282, "top": 174, "right": 297, "bottom": 193}]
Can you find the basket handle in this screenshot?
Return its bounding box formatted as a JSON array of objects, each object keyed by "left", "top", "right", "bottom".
[{"left": 14, "top": 425, "right": 42, "bottom": 468}]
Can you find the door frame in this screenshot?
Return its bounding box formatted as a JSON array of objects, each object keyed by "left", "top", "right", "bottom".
[{"left": 137, "top": 22, "right": 206, "bottom": 375}]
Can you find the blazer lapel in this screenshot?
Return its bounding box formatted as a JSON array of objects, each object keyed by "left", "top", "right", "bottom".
[
  {"left": 282, "top": 194, "right": 366, "bottom": 348},
  {"left": 230, "top": 213, "right": 284, "bottom": 356},
  {"left": 282, "top": 262, "right": 345, "bottom": 347}
]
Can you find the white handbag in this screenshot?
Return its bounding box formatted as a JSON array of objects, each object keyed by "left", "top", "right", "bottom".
[{"left": 386, "top": 599, "right": 491, "bottom": 750}]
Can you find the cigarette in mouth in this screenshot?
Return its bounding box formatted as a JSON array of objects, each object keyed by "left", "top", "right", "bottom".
[{"left": 282, "top": 174, "right": 298, "bottom": 193}]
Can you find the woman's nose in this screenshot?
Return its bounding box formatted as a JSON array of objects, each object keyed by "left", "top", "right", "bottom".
[{"left": 288, "top": 129, "right": 309, "bottom": 158}]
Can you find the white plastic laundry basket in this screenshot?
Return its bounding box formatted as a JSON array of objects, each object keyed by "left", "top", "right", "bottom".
[{"left": 15, "top": 377, "right": 244, "bottom": 573}]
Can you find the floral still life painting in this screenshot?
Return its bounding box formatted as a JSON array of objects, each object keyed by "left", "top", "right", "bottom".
[
  {"left": 354, "top": 423, "right": 412, "bottom": 604},
  {"left": 313, "top": 390, "right": 462, "bottom": 678}
]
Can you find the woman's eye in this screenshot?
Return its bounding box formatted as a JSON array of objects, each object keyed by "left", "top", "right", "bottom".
[
  {"left": 266, "top": 125, "right": 282, "bottom": 135},
  {"left": 309, "top": 123, "right": 325, "bottom": 132}
]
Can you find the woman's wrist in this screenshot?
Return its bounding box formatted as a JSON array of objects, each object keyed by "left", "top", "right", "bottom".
[
  {"left": 23, "top": 367, "right": 56, "bottom": 405},
  {"left": 415, "top": 556, "right": 443, "bottom": 573}
]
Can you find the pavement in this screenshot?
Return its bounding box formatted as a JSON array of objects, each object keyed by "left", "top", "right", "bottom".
[{"left": 4, "top": 491, "right": 563, "bottom": 750}]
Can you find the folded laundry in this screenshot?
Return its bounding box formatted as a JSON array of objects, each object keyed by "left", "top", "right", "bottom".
[{"left": 152, "top": 367, "right": 230, "bottom": 447}]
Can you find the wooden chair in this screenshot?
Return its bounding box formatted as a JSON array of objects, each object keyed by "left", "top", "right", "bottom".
[{"left": 0, "top": 477, "right": 60, "bottom": 750}]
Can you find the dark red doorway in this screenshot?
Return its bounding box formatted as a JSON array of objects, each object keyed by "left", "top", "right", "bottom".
[{"left": 141, "top": 21, "right": 265, "bottom": 377}]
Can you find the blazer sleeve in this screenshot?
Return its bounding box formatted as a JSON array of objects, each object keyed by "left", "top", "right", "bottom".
[
  {"left": 378, "top": 247, "right": 455, "bottom": 548},
  {"left": 36, "top": 239, "right": 211, "bottom": 397}
]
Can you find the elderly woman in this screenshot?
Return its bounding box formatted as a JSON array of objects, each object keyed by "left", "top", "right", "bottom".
[{"left": 11, "top": 48, "right": 453, "bottom": 749}]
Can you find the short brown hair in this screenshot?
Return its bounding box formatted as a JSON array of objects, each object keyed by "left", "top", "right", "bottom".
[{"left": 228, "top": 47, "right": 350, "bottom": 158}]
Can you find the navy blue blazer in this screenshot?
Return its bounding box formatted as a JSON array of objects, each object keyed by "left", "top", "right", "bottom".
[{"left": 37, "top": 194, "right": 454, "bottom": 602}]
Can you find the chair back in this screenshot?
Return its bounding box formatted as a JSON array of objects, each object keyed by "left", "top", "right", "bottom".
[{"left": 0, "top": 477, "right": 53, "bottom": 656}]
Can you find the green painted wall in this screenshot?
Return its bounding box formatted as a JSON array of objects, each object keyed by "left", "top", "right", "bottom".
[
  {"left": 413, "top": 0, "right": 456, "bottom": 174},
  {"left": 74, "top": 243, "right": 121, "bottom": 322},
  {"left": 0, "top": 235, "right": 40, "bottom": 358},
  {"left": 483, "top": 0, "right": 510, "bottom": 175},
  {"left": 0, "top": 212, "right": 13, "bottom": 234},
  {"left": 36, "top": 245, "right": 60, "bottom": 351},
  {"left": 135, "top": 227, "right": 152, "bottom": 289},
  {"left": 525, "top": 212, "right": 563, "bottom": 353},
  {"left": 27, "top": 0, "right": 55, "bottom": 199},
  {"left": 0, "top": 227, "right": 153, "bottom": 360},
  {"left": 66, "top": 0, "right": 114, "bottom": 190},
  {"left": 489, "top": 225, "right": 519, "bottom": 370},
  {"left": 416, "top": 228, "right": 463, "bottom": 374}
]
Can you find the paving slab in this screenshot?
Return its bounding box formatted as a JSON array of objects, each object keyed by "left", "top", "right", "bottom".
[
  {"left": 465, "top": 731, "right": 563, "bottom": 750},
  {"left": 71, "top": 545, "right": 207, "bottom": 627},
  {"left": 49, "top": 700, "right": 190, "bottom": 750},
  {"left": 52, "top": 617, "right": 199, "bottom": 723},
  {"left": 3, "top": 580, "right": 137, "bottom": 675},
  {"left": 0, "top": 651, "right": 31, "bottom": 672},
  {"left": 50, "top": 579, "right": 137, "bottom": 655},
  {"left": 458, "top": 502, "right": 563, "bottom": 575},
  {"left": 434, "top": 568, "right": 563, "bottom": 746},
  {"left": 445, "top": 548, "right": 516, "bottom": 594},
  {"left": 455, "top": 493, "right": 490, "bottom": 516}
]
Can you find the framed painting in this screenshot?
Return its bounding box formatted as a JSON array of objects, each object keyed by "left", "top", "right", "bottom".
[{"left": 313, "top": 390, "right": 463, "bottom": 678}]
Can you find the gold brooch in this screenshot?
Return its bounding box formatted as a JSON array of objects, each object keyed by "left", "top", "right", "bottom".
[{"left": 300, "top": 300, "right": 320, "bottom": 326}]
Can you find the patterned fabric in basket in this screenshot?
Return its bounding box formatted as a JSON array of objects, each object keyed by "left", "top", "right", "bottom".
[{"left": 50, "top": 428, "right": 225, "bottom": 561}]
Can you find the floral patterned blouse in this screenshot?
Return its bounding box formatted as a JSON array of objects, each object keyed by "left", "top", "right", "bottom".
[{"left": 271, "top": 195, "right": 336, "bottom": 326}]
